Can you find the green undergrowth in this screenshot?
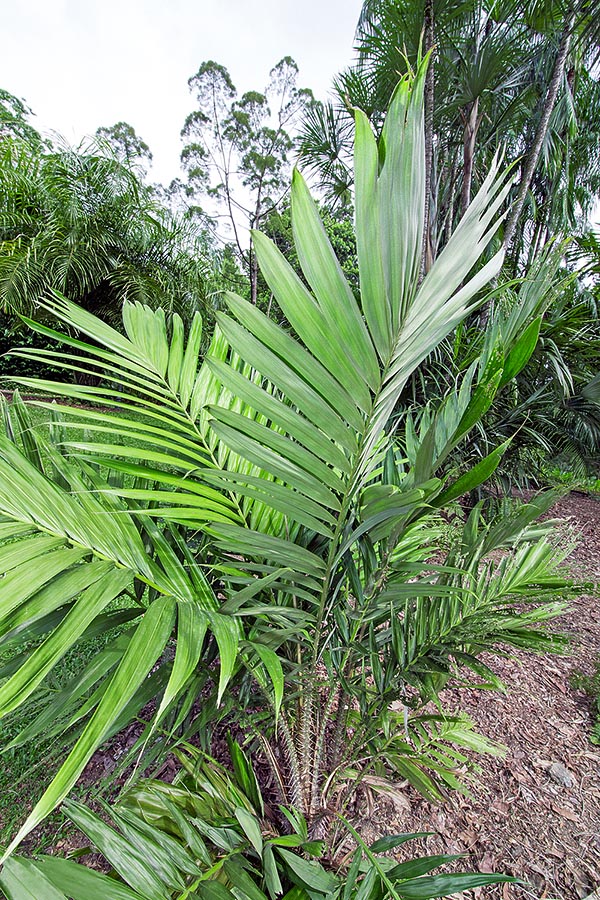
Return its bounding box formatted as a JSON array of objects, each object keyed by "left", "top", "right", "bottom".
[
  {"left": 572, "top": 659, "right": 600, "bottom": 744},
  {"left": 543, "top": 464, "right": 600, "bottom": 495}
]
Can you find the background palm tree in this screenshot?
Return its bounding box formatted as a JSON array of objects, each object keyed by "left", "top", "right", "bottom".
[
  {"left": 299, "top": 0, "right": 600, "bottom": 271},
  {"left": 0, "top": 137, "right": 214, "bottom": 325}
]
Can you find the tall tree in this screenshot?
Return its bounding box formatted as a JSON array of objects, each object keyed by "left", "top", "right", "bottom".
[
  {"left": 180, "top": 58, "right": 315, "bottom": 304},
  {"left": 0, "top": 88, "right": 45, "bottom": 148},
  {"left": 95, "top": 121, "right": 153, "bottom": 174}
]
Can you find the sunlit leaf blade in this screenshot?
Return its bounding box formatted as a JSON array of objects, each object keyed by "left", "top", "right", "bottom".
[
  {"left": 33, "top": 855, "right": 148, "bottom": 900},
  {"left": 291, "top": 168, "right": 379, "bottom": 393},
  {"left": 0, "top": 568, "right": 131, "bottom": 717},
  {"left": 62, "top": 801, "right": 171, "bottom": 900},
  {"left": 2, "top": 594, "right": 176, "bottom": 860},
  {"left": 148, "top": 598, "right": 209, "bottom": 738},
  {"left": 0, "top": 856, "right": 68, "bottom": 900},
  {"left": 354, "top": 107, "right": 391, "bottom": 356}
]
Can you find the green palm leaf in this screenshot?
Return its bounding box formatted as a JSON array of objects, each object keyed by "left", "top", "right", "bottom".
[{"left": 207, "top": 57, "right": 510, "bottom": 575}]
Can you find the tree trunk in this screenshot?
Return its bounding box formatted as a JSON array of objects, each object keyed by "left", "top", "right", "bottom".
[
  {"left": 503, "top": 8, "right": 575, "bottom": 251},
  {"left": 421, "top": 0, "right": 435, "bottom": 278},
  {"left": 479, "top": 7, "right": 574, "bottom": 328},
  {"left": 460, "top": 98, "right": 480, "bottom": 216}
]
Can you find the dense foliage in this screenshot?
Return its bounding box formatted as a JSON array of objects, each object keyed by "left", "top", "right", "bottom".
[
  {"left": 299, "top": 0, "right": 600, "bottom": 257},
  {"left": 0, "top": 64, "right": 577, "bottom": 900},
  {"left": 0, "top": 8, "right": 597, "bottom": 895},
  {"left": 0, "top": 138, "right": 212, "bottom": 324}
]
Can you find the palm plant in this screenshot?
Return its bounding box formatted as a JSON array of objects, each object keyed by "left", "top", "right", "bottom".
[
  {"left": 0, "top": 137, "right": 212, "bottom": 324},
  {"left": 0, "top": 59, "right": 572, "bottom": 866}
]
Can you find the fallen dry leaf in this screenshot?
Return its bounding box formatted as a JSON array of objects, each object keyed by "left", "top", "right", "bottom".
[{"left": 552, "top": 804, "right": 579, "bottom": 822}]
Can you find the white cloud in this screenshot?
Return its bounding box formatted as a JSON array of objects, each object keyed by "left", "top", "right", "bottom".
[{"left": 2, "top": 0, "right": 363, "bottom": 185}]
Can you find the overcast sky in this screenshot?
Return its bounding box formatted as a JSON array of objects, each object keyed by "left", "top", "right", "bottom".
[{"left": 2, "top": 0, "right": 364, "bottom": 186}]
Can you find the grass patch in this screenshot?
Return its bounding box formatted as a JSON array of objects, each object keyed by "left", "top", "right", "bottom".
[{"left": 572, "top": 659, "right": 600, "bottom": 745}]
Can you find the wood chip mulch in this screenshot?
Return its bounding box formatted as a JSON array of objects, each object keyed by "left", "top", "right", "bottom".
[{"left": 356, "top": 493, "right": 600, "bottom": 900}]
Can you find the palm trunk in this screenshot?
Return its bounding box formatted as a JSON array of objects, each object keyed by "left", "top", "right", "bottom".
[
  {"left": 421, "top": 0, "right": 435, "bottom": 277},
  {"left": 503, "top": 8, "right": 575, "bottom": 251},
  {"left": 460, "top": 98, "right": 480, "bottom": 216}
]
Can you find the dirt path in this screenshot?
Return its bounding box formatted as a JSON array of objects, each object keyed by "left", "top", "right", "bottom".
[{"left": 360, "top": 493, "right": 600, "bottom": 900}]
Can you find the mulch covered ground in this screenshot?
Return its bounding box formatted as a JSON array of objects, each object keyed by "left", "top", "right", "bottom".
[{"left": 357, "top": 492, "right": 600, "bottom": 900}]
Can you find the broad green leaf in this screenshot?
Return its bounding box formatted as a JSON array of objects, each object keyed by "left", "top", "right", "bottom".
[
  {"left": 369, "top": 834, "right": 433, "bottom": 853},
  {"left": 378, "top": 61, "right": 427, "bottom": 330},
  {"left": 209, "top": 524, "right": 326, "bottom": 578},
  {"left": 148, "top": 597, "right": 209, "bottom": 739},
  {"left": 215, "top": 312, "right": 356, "bottom": 451},
  {"left": 0, "top": 548, "right": 89, "bottom": 630},
  {"left": 433, "top": 440, "right": 511, "bottom": 506},
  {"left": 196, "top": 882, "right": 235, "bottom": 900},
  {"left": 123, "top": 302, "right": 169, "bottom": 378},
  {"left": 388, "top": 856, "right": 463, "bottom": 882},
  {"left": 225, "top": 290, "right": 369, "bottom": 422},
  {"left": 498, "top": 317, "right": 541, "bottom": 387},
  {"left": 246, "top": 641, "right": 284, "bottom": 718},
  {"left": 0, "top": 560, "right": 118, "bottom": 639},
  {"left": 234, "top": 807, "right": 263, "bottom": 855},
  {"left": 206, "top": 610, "right": 240, "bottom": 705},
  {"left": 223, "top": 739, "right": 263, "bottom": 816},
  {"left": 251, "top": 231, "right": 366, "bottom": 430},
  {"left": 168, "top": 311, "right": 185, "bottom": 393},
  {"left": 223, "top": 859, "right": 269, "bottom": 900},
  {"left": 343, "top": 848, "right": 362, "bottom": 900},
  {"left": 0, "top": 533, "right": 64, "bottom": 573},
  {"left": 0, "top": 856, "right": 67, "bottom": 900},
  {"left": 180, "top": 311, "right": 204, "bottom": 408},
  {"left": 206, "top": 358, "right": 352, "bottom": 473},
  {"left": 449, "top": 367, "right": 503, "bottom": 452},
  {"left": 102, "top": 803, "right": 193, "bottom": 891},
  {"left": 276, "top": 848, "right": 338, "bottom": 893},
  {"left": 291, "top": 170, "right": 379, "bottom": 392},
  {"left": 63, "top": 800, "right": 171, "bottom": 900},
  {"left": 263, "top": 844, "right": 283, "bottom": 899},
  {"left": 395, "top": 873, "right": 515, "bottom": 898},
  {"left": 34, "top": 855, "right": 148, "bottom": 900},
  {"left": 210, "top": 407, "right": 344, "bottom": 493},
  {"left": 0, "top": 568, "right": 131, "bottom": 717},
  {"left": 354, "top": 107, "right": 391, "bottom": 356},
  {"left": 204, "top": 470, "right": 336, "bottom": 538},
  {"left": 4, "top": 631, "right": 133, "bottom": 750}
]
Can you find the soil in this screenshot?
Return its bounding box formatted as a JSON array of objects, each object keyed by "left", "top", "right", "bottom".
[{"left": 353, "top": 492, "right": 600, "bottom": 900}]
